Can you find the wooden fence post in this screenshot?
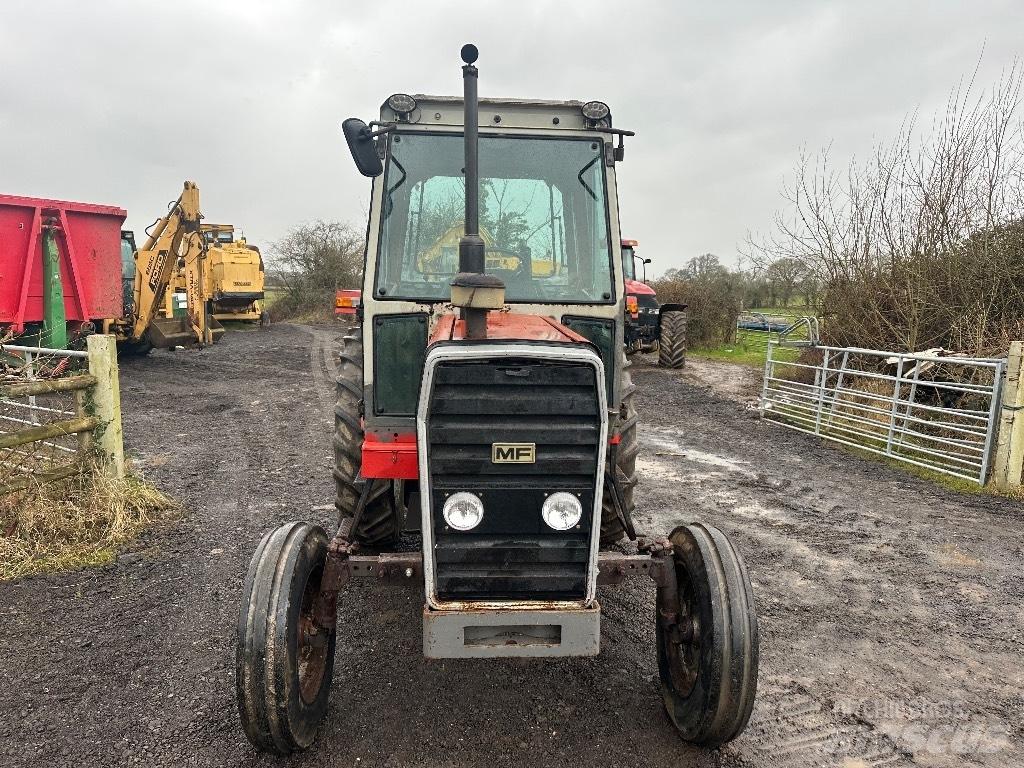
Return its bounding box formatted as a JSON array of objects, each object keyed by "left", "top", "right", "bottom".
[
  {"left": 86, "top": 334, "right": 125, "bottom": 479},
  {"left": 992, "top": 341, "right": 1024, "bottom": 489}
]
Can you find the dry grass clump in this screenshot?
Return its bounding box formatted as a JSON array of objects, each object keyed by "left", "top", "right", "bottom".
[{"left": 0, "top": 465, "right": 176, "bottom": 580}]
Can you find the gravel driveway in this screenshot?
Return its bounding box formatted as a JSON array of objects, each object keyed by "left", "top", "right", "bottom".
[{"left": 2, "top": 322, "right": 1021, "bottom": 767}]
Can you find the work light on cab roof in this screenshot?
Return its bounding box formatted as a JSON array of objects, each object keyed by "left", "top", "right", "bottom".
[{"left": 386, "top": 93, "right": 417, "bottom": 118}]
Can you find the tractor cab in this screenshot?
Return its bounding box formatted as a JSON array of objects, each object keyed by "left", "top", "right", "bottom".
[{"left": 620, "top": 238, "right": 660, "bottom": 353}]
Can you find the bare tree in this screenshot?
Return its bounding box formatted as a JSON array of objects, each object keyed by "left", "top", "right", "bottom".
[
  {"left": 747, "top": 60, "right": 1024, "bottom": 355},
  {"left": 268, "top": 221, "right": 364, "bottom": 319},
  {"left": 655, "top": 253, "right": 743, "bottom": 348},
  {"left": 764, "top": 257, "right": 807, "bottom": 307}
]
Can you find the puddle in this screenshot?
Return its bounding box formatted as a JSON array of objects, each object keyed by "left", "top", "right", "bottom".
[
  {"left": 635, "top": 455, "right": 721, "bottom": 483},
  {"left": 642, "top": 431, "right": 753, "bottom": 475}
]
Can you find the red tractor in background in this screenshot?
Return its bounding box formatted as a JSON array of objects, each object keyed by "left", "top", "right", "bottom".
[
  {"left": 334, "top": 288, "right": 361, "bottom": 320},
  {"left": 622, "top": 238, "right": 687, "bottom": 367}
]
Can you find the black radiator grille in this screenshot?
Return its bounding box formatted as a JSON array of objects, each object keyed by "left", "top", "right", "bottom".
[
  {"left": 637, "top": 295, "right": 659, "bottom": 326},
  {"left": 426, "top": 358, "right": 602, "bottom": 601}
]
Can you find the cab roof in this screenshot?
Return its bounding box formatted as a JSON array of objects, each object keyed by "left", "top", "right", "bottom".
[{"left": 381, "top": 95, "right": 603, "bottom": 131}]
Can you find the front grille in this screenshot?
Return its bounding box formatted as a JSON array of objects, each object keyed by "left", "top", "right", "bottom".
[
  {"left": 426, "top": 358, "right": 602, "bottom": 601},
  {"left": 637, "top": 295, "right": 659, "bottom": 325}
]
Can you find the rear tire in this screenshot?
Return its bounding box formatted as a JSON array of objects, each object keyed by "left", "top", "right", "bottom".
[
  {"left": 237, "top": 522, "right": 336, "bottom": 754},
  {"left": 659, "top": 310, "right": 687, "bottom": 368},
  {"left": 333, "top": 328, "right": 399, "bottom": 547},
  {"left": 657, "top": 523, "right": 758, "bottom": 747},
  {"left": 600, "top": 354, "right": 638, "bottom": 544}
]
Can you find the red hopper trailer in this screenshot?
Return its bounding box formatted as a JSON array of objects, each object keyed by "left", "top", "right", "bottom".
[{"left": 0, "top": 193, "right": 127, "bottom": 345}]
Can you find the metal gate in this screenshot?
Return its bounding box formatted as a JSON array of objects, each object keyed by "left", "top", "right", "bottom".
[{"left": 760, "top": 344, "right": 1006, "bottom": 484}]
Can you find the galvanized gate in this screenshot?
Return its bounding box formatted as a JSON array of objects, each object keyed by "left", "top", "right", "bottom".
[{"left": 760, "top": 344, "right": 1006, "bottom": 484}]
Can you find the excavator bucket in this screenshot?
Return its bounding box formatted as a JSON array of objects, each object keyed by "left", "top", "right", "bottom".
[
  {"left": 209, "top": 317, "right": 226, "bottom": 343},
  {"left": 147, "top": 315, "right": 225, "bottom": 349}
]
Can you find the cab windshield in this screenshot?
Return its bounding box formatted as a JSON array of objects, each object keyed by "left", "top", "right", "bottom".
[{"left": 376, "top": 132, "right": 614, "bottom": 303}]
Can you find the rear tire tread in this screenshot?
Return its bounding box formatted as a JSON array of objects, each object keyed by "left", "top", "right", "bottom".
[
  {"left": 601, "top": 354, "right": 638, "bottom": 544},
  {"left": 659, "top": 310, "right": 687, "bottom": 369},
  {"left": 333, "top": 329, "right": 398, "bottom": 547}
]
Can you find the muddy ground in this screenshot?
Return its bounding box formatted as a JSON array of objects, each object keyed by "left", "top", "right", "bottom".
[{"left": 2, "top": 322, "right": 1022, "bottom": 768}]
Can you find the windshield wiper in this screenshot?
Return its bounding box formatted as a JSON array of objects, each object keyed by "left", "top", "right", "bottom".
[
  {"left": 576, "top": 156, "right": 599, "bottom": 201},
  {"left": 383, "top": 157, "right": 408, "bottom": 219}
]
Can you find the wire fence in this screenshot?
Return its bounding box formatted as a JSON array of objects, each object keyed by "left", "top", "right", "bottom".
[
  {"left": 759, "top": 343, "right": 1006, "bottom": 484},
  {"left": 1, "top": 340, "right": 121, "bottom": 495}
]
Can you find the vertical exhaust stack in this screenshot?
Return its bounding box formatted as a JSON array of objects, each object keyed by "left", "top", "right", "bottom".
[{"left": 450, "top": 43, "right": 505, "bottom": 340}]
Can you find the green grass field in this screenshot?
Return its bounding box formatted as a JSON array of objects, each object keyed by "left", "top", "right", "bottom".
[{"left": 689, "top": 342, "right": 801, "bottom": 368}]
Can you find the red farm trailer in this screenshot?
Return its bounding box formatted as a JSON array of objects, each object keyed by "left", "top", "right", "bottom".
[{"left": 0, "top": 194, "right": 127, "bottom": 347}]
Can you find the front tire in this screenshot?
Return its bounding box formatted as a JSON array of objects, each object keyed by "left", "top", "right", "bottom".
[
  {"left": 237, "top": 522, "right": 336, "bottom": 754},
  {"left": 657, "top": 523, "right": 758, "bottom": 747}
]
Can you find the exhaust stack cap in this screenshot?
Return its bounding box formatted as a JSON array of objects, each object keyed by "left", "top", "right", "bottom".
[{"left": 450, "top": 272, "right": 505, "bottom": 311}]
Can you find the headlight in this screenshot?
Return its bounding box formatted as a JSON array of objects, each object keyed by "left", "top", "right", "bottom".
[
  {"left": 442, "top": 492, "right": 484, "bottom": 531},
  {"left": 541, "top": 492, "right": 583, "bottom": 531}
]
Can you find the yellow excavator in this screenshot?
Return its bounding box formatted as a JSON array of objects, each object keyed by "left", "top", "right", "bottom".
[
  {"left": 163, "top": 223, "right": 265, "bottom": 323},
  {"left": 416, "top": 223, "right": 559, "bottom": 276},
  {"left": 115, "top": 181, "right": 224, "bottom": 354}
]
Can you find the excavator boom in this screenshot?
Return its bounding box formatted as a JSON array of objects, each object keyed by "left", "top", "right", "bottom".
[{"left": 128, "top": 181, "right": 223, "bottom": 348}]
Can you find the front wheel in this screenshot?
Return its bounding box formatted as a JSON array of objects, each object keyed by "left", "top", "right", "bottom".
[
  {"left": 657, "top": 523, "right": 758, "bottom": 747},
  {"left": 237, "top": 522, "right": 336, "bottom": 754}
]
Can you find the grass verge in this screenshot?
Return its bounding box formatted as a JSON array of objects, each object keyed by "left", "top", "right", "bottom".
[
  {"left": 0, "top": 466, "right": 176, "bottom": 581},
  {"left": 840, "top": 442, "right": 1024, "bottom": 500},
  {"left": 689, "top": 343, "right": 801, "bottom": 368}
]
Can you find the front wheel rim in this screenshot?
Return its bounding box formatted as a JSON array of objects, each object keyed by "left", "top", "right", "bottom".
[
  {"left": 296, "top": 568, "right": 329, "bottom": 705},
  {"left": 666, "top": 566, "right": 702, "bottom": 696}
]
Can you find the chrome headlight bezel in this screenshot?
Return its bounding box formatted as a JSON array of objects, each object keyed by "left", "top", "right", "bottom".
[
  {"left": 442, "top": 491, "right": 485, "bottom": 531},
  {"left": 541, "top": 491, "right": 583, "bottom": 531}
]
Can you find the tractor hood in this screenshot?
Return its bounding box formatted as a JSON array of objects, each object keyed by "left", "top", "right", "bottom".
[
  {"left": 429, "top": 312, "right": 589, "bottom": 345},
  {"left": 625, "top": 278, "right": 656, "bottom": 297}
]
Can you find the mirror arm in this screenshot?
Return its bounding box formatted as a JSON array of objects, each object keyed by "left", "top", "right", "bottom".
[
  {"left": 591, "top": 127, "right": 634, "bottom": 162},
  {"left": 365, "top": 122, "right": 397, "bottom": 139}
]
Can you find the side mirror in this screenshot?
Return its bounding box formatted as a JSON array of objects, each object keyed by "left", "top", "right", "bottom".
[{"left": 342, "top": 118, "right": 384, "bottom": 178}]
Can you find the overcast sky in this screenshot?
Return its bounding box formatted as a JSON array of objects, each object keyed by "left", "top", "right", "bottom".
[{"left": 2, "top": 1, "right": 1021, "bottom": 276}]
